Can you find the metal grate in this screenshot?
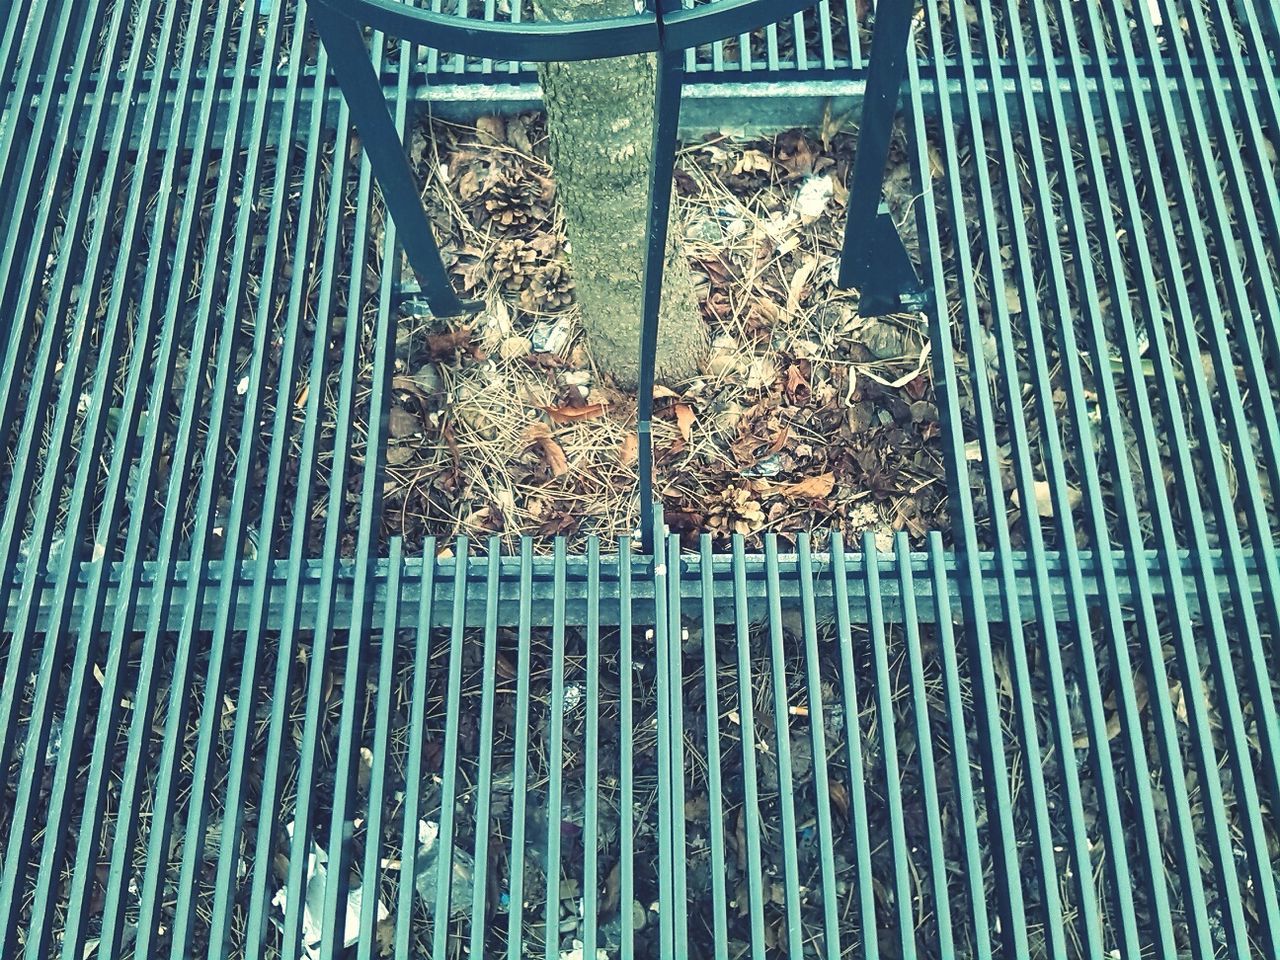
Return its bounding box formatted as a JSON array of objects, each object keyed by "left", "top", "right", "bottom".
[{"left": 1, "top": 0, "right": 1279, "bottom": 957}]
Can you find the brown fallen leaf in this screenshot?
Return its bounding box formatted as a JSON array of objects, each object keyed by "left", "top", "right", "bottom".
[
  {"left": 619, "top": 432, "right": 639, "bottom": 466},
  {"left": 544, "top": 403, "right": 605, "bottom": 424},
  {"left": 766, "top": 472, "right": 836, "bottom": 499},
  {"left": 426, "top": 326, "right": 474, "bottom": 358},
  {"left": 652, "top": 385, "right": 680, "bottom": 400},
  {"left": 523, "top": 422, "right": 570, "bottom": 477},
  {"left": 674, "top": 403, "right": 695, "bottom": 442}
]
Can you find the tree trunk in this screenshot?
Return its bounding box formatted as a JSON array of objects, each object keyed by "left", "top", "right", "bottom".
[{"left": 533, "top": 0, "right": 706, "bottom": 388}]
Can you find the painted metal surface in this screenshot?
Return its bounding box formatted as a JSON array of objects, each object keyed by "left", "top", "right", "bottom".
[{"left": 0, "top": 0, "right": 1278, "bottom": 957}]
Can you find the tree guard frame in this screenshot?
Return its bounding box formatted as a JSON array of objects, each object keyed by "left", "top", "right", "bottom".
[{"left": 309, "top": 0, "right": 928, "bottom": 555}]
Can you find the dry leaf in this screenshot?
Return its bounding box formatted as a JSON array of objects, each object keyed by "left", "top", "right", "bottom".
[
  {"left": 388, "top": 406, "right": 421, "bottom": 439},
  {"left": 544, "top": 403, "right": 605, "bottom": 424},
  {"left": 786, "top": 256, "right": 820, "bottom": 319},
  {"left": 674, "top": 404, "right": 695, "bottom": 442},
  {"left": 523, "top": 422, "right": 569, "bottom": 476},
  {"left": 619, "top": 432, "right": 639, "bottom": 466},
  {"left": 767, "top": 472, "right": 835, "bottom": 498},
  {"left": 541, "top": 439, "right": 569, "bottom": 476},
  {"left": 652, "top": 385, "right": 680, "bottom": 400}
]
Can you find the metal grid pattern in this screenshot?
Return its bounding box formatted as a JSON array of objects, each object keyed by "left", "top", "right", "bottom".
[{"left": 1, "top": 0, "right": 1278, "bottom": 957}]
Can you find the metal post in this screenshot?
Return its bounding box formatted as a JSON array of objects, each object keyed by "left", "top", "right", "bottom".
[
  {"left": 836, "top": 0, "right": 926, "bottom": 315},
  {"left": 637, "top": 7, "right": 685, "bottom": 558},
  {"left": 308, "top": 4, "right": 477, "bottom": 318}
]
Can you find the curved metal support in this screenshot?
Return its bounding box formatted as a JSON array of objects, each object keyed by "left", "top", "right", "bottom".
[
  {"left": 836, "top": 0, "right": 929, "bottom": 313},
  {"left": 312, "top": 0, "right": 660, "bottom": 60},
  {"left": 310, "top": 3, "right": 478, "bottom": 317}
]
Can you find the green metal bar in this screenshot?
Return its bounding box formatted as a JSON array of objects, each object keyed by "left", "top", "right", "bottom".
[
  {"left": 319, "top": 8, "right": 406, "bottom": 950},
  {"left": 863, "top": 534, "right": 917, "bottom": 957},
  {"left": 542, "top": 538, "right": 570, "bottom": 960},
  {"left": 467, "top": 540, "right": 503, "bottom": 958},
  {"left": 163, "top": 2, "right": 303, "bottom": 951},
  {"left": 925, "top": 2, "right": 1101, "bottom": 953},
  {"left": 101, "top": 1, "right": 268, "bottom": 953},
  {"left": 653, "top": 524, "right": 676, "bottom": 957},
  {"left": 0, "top": 0, "right": 119, "bottom": 786},
  {"left": 893, "top": 533, "right": 955, "bottom": 953},
  {"left": 618, "top": 536, "right": 636, "bottom": 960},
  {"left": 1058, "top": 0, "right": 1271, "bottom": 950},
  {"left": 505, "top": 537, "right": 536, "bottom": 960},
  {"left": 665, "top": 528, "right": 690, "bottom": 955},
  {"left": 730, "top": 535, "right": 767, "bottom": 960},
  {"left": 763, "top": 535, "right": 804, "bottom": 957},
  {"left": 1106, "top": 0, "right": 1280, "bottom": 940},
  {"left": 828, "top": 533, "right": 881, "bottom": 960},
  {"left": 1142, "top": 0, "right": 1280, "bottom": 880},
  {"left": 431, "top": 536, "right": 471, "bottom": 955},
  {"left": 796, "top": 533, "right": 843, "bottom": 960},
  {"left": 698, "top": 535, "right": 730, "bottom": 960},
  {"left": 581, "top": 537, "right": 602, "bottom": 959},
  {"left": 359, "top": 536, "right": 405, "bottom": 954},
  {"left": 924, "top": 534, "right": 990, "bottom": 957},
  {"left": 395, "top": 537, "right": 438, "bottom": 960},
  {"left": 992, "top": 0, "right": 1178, "bottom": 951}
]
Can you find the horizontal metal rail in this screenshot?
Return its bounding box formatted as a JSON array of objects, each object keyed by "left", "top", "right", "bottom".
[{"left": 2, "top": 541, "right": 1267, "bottom": 632}]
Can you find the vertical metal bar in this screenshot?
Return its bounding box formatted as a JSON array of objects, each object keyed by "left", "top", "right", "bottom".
[
  {"left": 542, "top": 538, "right": 569, "bottom": 960},
  {"left": 863, "top": 534, "right": 917, "bottom": 958},
  {"left": 319, "top": 93, "right": 405, "bottom": 952},
  {"left": 829, "top": 533, "right": 881, "bottom": 960},
  {"left": 924, "top": 533, "right": 990, "bottom": 958},
  {"left": 358, "top": 538, "right": 406, "bottom": 954},
  {"left": 505, "top": 537, "right": 535, "bottom": 960},
  {"left": 992, "top": 0, "right": 1180, "bottom": 952},
  {"left": 652, "top": 525, "right": 676, "bottom": 957},
  {"left": 763, "top": 535, "right": 804, "bottom": 958},
  {"left": 311, "top": 3, "right": 473, "bottom": 318},
  {"left": 0, "top": 0, "right": 119, "bottom": 780},
  {"left": 698, "top": 535, "right": 730, "bottom": 960},
  {"left": 466, "top": 540, "right": 503, "bottom": 958},
  {"left": 637, "top": 21, "right": 685, "bottom": 555},
  {"left": 581, "top": 537, "right": 602, "bottom": 960},
  {"left": 969, "top": 1, "right": 1136, "bottom": 953},
  {"left": 396, "top": 538, "right": 437, "bottom": 960},
  {"left": 922, "top": 2, "right": 1095, "bottom": 954},
  {"left": 893, "top": 534, "right": 954, "bottom": 953},
  {"left": 730, "top": 535, "right": 767, "bottom": 960},
  {"left": 665, "top": 527, "right": 690, "bottom": 954},
  {"left": 618, "top": 536, "right": 636, "bottom": 960},
  {"left": 431, "top": 538, "right": 472, "bottom": 957},
  {"left": 244, "top": 37, "right": 358, "bottom": 960},
  {"left": 796, "top": 534, "right": 843, "bottom": 960},
  {"left": 107, "top": 0, "right": 272, "bottom": 952}
]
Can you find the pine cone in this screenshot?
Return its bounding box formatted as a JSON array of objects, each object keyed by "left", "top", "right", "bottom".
[
  {"left": 520, "top": 264, "right": 575, "bottom": 312},
  {"left": 480, "top": 179, "right": 543, "bottom": 233},
  {"left": 492, "top": 239, "right": 539, "bottom": 295}
]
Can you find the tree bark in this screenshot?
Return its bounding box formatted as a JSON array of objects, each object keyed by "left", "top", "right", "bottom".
[{"left": 534, "top": 0, "right": 706, "bottom": 388}]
